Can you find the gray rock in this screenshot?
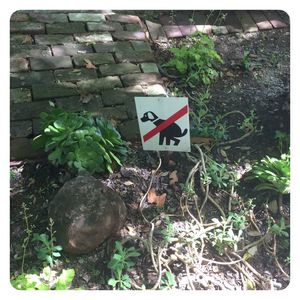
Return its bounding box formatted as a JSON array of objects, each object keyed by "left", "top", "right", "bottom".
[{"left": 48, "top": 174, "right": 127, "bottom": 254}]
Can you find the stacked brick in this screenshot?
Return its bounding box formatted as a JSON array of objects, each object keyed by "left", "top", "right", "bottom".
[{"left": 10, "top": 11, "right": 166, "bottom": 159}]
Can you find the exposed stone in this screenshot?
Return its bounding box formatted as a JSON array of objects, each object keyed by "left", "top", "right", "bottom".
[
  {"left": 10, "top": 137, "right": 43, "bottom": 160},
  {"left": 73, "top": 53, "right": 115, "bottom": 67},
  {"left": 10, "top": 71, "right": 55, "bottom": 88},
  {"left": 163, "top": 25, "right": 183, "bottom": 38},
  {"left": 74, "top": 33, "right": 113, "bottom": 43},
  {"left": 118, "top": 119, "right": 140, "bottom": 140},
  {"left": 48, "top": 174, "right": 127, "bottom": 254},
  {"left": 34, "top": 34, "right": 74, "bottom": 45},
  {"left": 121, "top": 73, "right": 162, "bottom": 87},
  {"left": 145, "top": 20, "right": 168, "bottom": 42},
  {"left": 140, "top": 62, "right": 159, "bottom": 73},
  {"left": 145, "top": 84, "right": 167, "bottom": 96},
  {"left": 32, "top": 118, "right": 42, "bottom": 135},
  {"left": 11, "top": 22, "right": 45, "bottom": 34},
  {"left": 87, "top": 22, "right": 123, "bottom": 32},
  {"left": 32, "top": 83, "right": 79, "bottom": 100},
  {"left": 112, "top": 31, "right": 146, "bottom": 41},
  {"left": 10, "top": 34, "right": 33, "bottom": 44},
  {"left": 10, "top": 88, "right": 32, "bottom": 103},
  {"left": 10, "top": 58, "right": 29, "bottom": 72},
  {"left": 28, "top": 12, "right": 68, "bottom": 23},
  {"left": 56, "top": 95, "right": 103, "bottom": 112},
  {"left": 54, "top": 68, "right": 98, "bottom": 82},
  {"left": 52, "top": 43, "right": 93, "bottom": 56},
  {"left": 10, "top": 12, "right": 29, "bottom": 22},
  {"left": 11, "top": 101, "right": 52, "bottom": 120},
  {"left": 125, "top": 23, "right": 141, "bottom": 31},
  {"left": 93, "top": 41, "right": 132, "bottom": 53},
  {"left": 68, "top": 13, "right": 105, "bottom": 22},
  {"left": 46, "top": 22, "right": 86, "bottom": 34},
  {"left": 96, "top": 106, "right": 128, "bottom": 120},
  {"left": 131, "top": 40, "right": 151, "bottom": 51},
  {"left": 99, "top": 63, "right": 140, "bottom": 76},
  {"left": 77, "top": 76, "right": 122, "bottom": 93},
  {"left": 211, "top": 25, "right": 228, "bottom": 35},
  {"left": 10, "top": 45, "right": 52, "bottom": 58},
  {"left": 30, "top": 56, "right": 73, "bottom": 70},
  {"left": 115, "top": 49, "right": 155, "bottom": 63},
  {"left": 10, "top": 120, "right": 32, "bottom": 137},
  {"left": 106, "top": 14, "right": 140, "bottom": 24},
  {"left": 101, "top": 85, "right": 144, "bottom": 106}
]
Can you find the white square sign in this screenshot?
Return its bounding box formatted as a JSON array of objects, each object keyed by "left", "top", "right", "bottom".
[{"left": 135, "top": 97, "right": 191, "bottom": 152}]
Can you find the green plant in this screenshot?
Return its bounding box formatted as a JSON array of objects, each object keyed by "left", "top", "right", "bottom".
[
  {"left": 160, "top": 217, "right": 174, "bottom": 243},
  {"left": 10, "top": 169, "right": 17, "bottom": 180},
  {"left": 160, "top": 271, "right": 176, "bottom": 289},
  {"left": 208, "top": 217, "right": 243, "bottom": 255},
  {"left": 247, "top": 153, "right": 290, "bottom": 195},
  {"left": 269, "top": 217, "right": 289, "bottom": 238},
  {"left": 275, "top": 130, "right": 290, "bottom": 154},
  {"left": 228, "top": 211, "right": 248, "bottom": 230},
  {"left": 20, "top": 203, "right": 33, "bottom": 273},
  {"left": 11, "top": 267, "right": 75, "bottom": 290},
  {"left": 33, "top": 107, "right": 127, "bottom": 174},
  {"left": 239, "top": 110, "right": 256, "bottom": 132},
  {"left": 32, "top": 218, "right": 62, "bottom": 267},
  {"left": 165, "top": 32, "right": 223, "bottom": 85},
  {"left": 241, "top": 50, "right": 251, "bottom": 70},
  {"left": 107, "top": 241, "right": 140, "bottom": 290}
]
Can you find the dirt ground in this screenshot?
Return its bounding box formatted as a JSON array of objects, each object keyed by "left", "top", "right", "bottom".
[{"left": 10, "top": 27, "right": 290, "bottom": 290}]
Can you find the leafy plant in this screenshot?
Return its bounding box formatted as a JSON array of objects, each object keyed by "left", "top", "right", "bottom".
[
  {"left": 247, "top": 153, "right": 290, "bottom": 195},
  {"left": 228, "top": 211, "right": 248, "bottom": 230},
  {"left": 32, "top": 218, "right": 62, "bottom": 267},
  {"left": 275, "top": 130, "right": 290, "bottom": 154},
  {"left": 165, "top": 32, "right": 223, "bottom": 85},
  {"left": 241, "top": 50, "right": 251, "bottom": 70},
  {"left": 208, "top": 217, "right": 243, "bottom": 255},
  {"left": 11, "top": 267, "right": 75, "bottom": 290},
  {"left": 160, "top": 271, "right": 176, "bottom": 289},
  {"left": 160, "top": 217, "right": 174, "bottom": 243},
  {"left": 107, "top": 241, "right": 140, "bottom": 290},
  {"left": 33, "top": 107, "right": 127, "bottom": 174},
  {"left": 269, "top": 217, "right": 289, "bottom": 238}
]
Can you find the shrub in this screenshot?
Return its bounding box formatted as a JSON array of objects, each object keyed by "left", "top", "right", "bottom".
[
  {"left": 33, "top": 108, "right": 127, "bottom": 174},
  {"left": 165, "top": 33, "right": 223, "bottom": 85}
]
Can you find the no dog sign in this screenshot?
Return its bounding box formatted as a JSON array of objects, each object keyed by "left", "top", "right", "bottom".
[{"left": 135, "top": 97, "right": 191, "bottom": 152}]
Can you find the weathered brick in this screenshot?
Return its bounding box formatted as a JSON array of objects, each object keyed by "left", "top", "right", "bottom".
[
  {"left": 52, "top": 44, "right": 93, "bottom": 56},
  {"left": 263, "top": 11, "right": 287, "bottom": 28},
  {"left": 93, "top": 41, "right": 132, "bottom": 53},
  {"left": 10, "top": 71, "right": 55, "bottom": 88},
  {"left": 145, "top": 84, "right": 167, "bottom": 96},
  {"left": 74, "top": 33, "right": 113, "bottom": 43},
  {"left": 34, "top": 34, "right": 74, "bottom": 45},
  {"left": 11, "top": 22, "right": 45, "bottom": 34},
  {"left": 10, "top": 44, "right": 52, "bottom": 58},
  {"left": 10, "top": 120, "right": 32, "bottom": 137},
  {"left": 115, "top": 50, "right": 155, "bottom": 63},
  {"left": 11, "top": 101, "right": 52, "bottom": 120},
  {"left": 10, "top": 34, "right": 33, "bottom": 44},
  {"left": 131, "top": 41, "right": 151, "bottom": 51},
  {"left": 99, "top": 63, "right": 140, "bottom": 76},
  {"left": 106, "top": 14, "right": 140, "bottom": 24},
  {"left": 118, "top": 119, "right": 140, "bottom": 140},
  {"left": 112, "top": 31, "right": 146, "bottom": 41},
  {"left": 101, "top": 85, "right": 144, "bottom": 106},
  {"left": 28, "top": 12, "right": 68, "bottom": 23},
  {"left": 10, "top": 12, "right": 29, "bottom": 22},
  {"left": 73, "top": 53, "right": 114, "bottom": 67},
  {"left": 46, "top": 22, "right": 86, "bottom": 34},
  {"left": 145, "top": 20, "right": 168, "bottom": 42},
  {"left": 140, "top": 63, "right": 159, "bottom": 73},
  {"left": 10, "top": 88, "right": 32, "bottom": 104},
  {"left": 32, "top": 83, "right": 79, "bottom": 100},
  {"left": 121, "top": 73, "right": 162, "bottom": 87},
  {"left": 124, "top": 100, "right": 137, "bottom": 119},
  {"left": 96, "top": 106, "right": 128, "bottom": 120},
  {"left": 125, "top": 23, "right": 141, "bottom": 31},
  {"left": 54, "top": 68, "right": 97, "bottom": 82},
  {"left": 56, "top": 95, "right": 103, "bottom": 113},
  {"left": 163, "top": 25, "right": 183, "bottom": 38},
  {"left": 68, "top": 13, "right": 105, "bottom": 22},
  {"left": 77, "top": 76, "right": 122, "bottom": 93},
  {"left": 30, "top": 56, "right": 73, "bottom": 70},
  {"left": 235, "top": 11, "right": 258, "bottom": 32},
  {"left": 10, "top": 137, "right": 43, "bottom": 160},
  {"left": 211, "top": 25, "right": 228, "bottom": 35},
  {"left": 87, "top": 21, "right": 123, "bottom": 32},
  {"left": 32, "top": 118, "right": 42, "bottom": 135},
  {"left": 10, "top": 58, "right": 29, "bottom": 72}
]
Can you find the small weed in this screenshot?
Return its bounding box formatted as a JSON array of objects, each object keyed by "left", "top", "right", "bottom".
[
  {"left": 269, "top": 217, "right": 289, "bottom": 238},
  {"left": 275, "top": 130, "right": 290, "bottom": 154},
  {"left": 241, "top": 50, "right": 251, "bottom": 70},
  {"left": 228, "top": 211, "right": 248, "bottom": 230},
  {"left": 107, "top": 241, "right": 140, "bottom": 290},
  {"left": 32, "top": 218, "right": 62, "bottom": 267},
  {"left": 160, "top": 217, "right": 174, "bottom": 243},
  {"left": 160, "top": 271, "right": 176, "bottom": 289},
  {"left": 10, "top": 169, "right": 17, "bottom": 181}
]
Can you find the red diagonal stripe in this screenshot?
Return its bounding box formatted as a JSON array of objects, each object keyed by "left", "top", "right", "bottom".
[{"left": 143, "top": 105, "right": 188, "bottom": 143}]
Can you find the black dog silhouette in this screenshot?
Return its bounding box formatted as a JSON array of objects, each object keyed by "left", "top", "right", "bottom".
[{"left": 141, "top": 111, "right": 187, "bottom": 146}]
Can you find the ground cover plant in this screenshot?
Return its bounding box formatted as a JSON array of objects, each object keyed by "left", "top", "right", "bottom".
[{"left": 10, "top": 10, "right": 290, "bottom": 290}]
